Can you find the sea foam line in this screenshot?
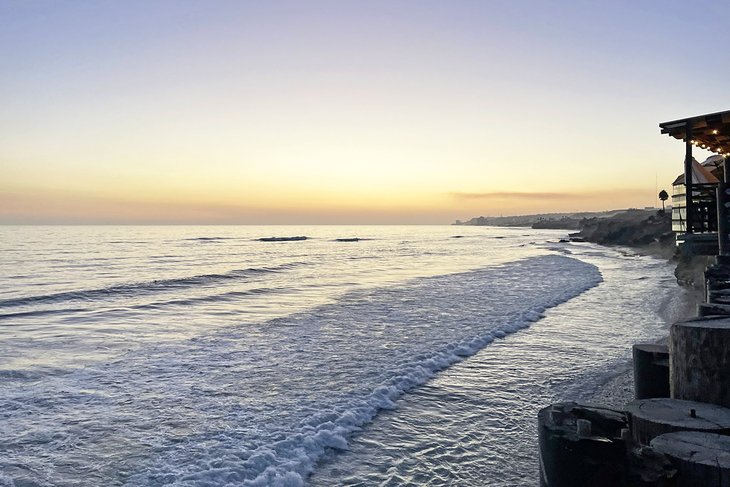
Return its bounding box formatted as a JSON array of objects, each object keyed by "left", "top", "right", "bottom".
[{"left": 144, "top": 257, "right": 603, "bottom": 487}]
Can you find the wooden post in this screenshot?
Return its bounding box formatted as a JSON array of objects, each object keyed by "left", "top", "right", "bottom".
[
  {"left": 651, "top": 431, "right": 730, "bottom": 486},
  {"left": 670, "top": 317, "right": 730, "bottom": 407},
  {"left": 633, "top": 343, "right": 669, "bottom": 400},
  {"left": 705, "top": 263, "right": 730, "bottom": 302},
  {"left": 625, "top": 398, "right": 730, "bottom": 446},
  {"left": 685, "top": 124, "right": 694, "bottom": 234},
  {"left": 717, "top": 182, "right": 728, "bottom": 255},
  {"left": 538, "top": 402, "right": 628, "bottom": 487},
  {"left": 717, "top": 157, "right": 730, "bottom": 263}
]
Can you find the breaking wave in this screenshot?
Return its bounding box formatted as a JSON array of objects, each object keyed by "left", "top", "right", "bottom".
[{"left": 122, "top": 255, "right": 602, "bottom": 486}]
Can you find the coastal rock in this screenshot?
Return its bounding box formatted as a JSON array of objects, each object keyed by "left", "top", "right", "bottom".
[
  {"left": 675, "top": 254, "right": 714, "bottom": 292},
  {"left": 572, "top": 210, "right": 673, "bottom": 255}
]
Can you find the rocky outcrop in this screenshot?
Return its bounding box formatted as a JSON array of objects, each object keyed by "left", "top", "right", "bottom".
[
  {"left": 568, "top": 210, "right": 709, "bottom": 296},
  {"left": 674, "top": 254, "right": 713, "bottom": 291},
  {"left": 570, "top": 210, "right": 674, "bottom": 258}
]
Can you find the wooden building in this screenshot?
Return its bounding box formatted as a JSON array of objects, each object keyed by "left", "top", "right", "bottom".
[
  {"left": 671, "top": 155, "right": 722, "bottom": 233},
  {"left": 660, "top": 110, "right": 730, "bottom": 255}
]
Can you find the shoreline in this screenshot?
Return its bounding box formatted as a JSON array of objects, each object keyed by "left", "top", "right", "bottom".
[
  {"left": 579, "top": 294, "right": 694, "bottom": 410},
  {"left": 538, "top": 216, "right": 730, "bottom": 483},
  {"left": 556, "top": 212, "right": 701, "bottom": 421}
]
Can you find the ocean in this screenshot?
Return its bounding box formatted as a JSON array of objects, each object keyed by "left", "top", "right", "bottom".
[{"left": 0, "top": 225, "right": 688, "bottom": 486}]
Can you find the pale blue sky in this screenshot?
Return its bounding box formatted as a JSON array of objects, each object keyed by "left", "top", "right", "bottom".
[{"left": 1, "top": 1, "right": 728, "bottom": 223}]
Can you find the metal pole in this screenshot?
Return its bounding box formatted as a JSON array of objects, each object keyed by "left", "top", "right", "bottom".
[{"left": 685, "top": 124, "right": 694, "bottom": 234}]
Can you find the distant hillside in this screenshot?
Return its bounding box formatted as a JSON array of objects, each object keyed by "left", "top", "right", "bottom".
[{"left": 453, "top": 209, "right": 634, "bottom": 229}]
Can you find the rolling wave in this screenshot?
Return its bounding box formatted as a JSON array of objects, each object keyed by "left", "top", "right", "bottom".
[
  {"left": 0, "top": 262, "right": 304, "bottom": 308},
  {"left": 184, "top": 237, "right": 236, "bottom": 242},
  {"left": 0, "top": 308, "right": 89, "bottom": 321},
  {"left": 130, "top": 287, "right": 284, "bottom": 310}
]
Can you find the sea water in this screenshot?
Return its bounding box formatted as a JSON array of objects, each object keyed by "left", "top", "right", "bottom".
[{"left": 0, "top": 225, "right": 687, "bottom": 486}]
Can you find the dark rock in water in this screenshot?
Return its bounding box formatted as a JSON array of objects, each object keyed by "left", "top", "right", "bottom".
[
  {"left": 559, "top": 238, "right": 570, "bottom": 243},
  {"left": 258, "top": 236, "right": 308, "bottom": 242},
  {"left": 451, "top": 235, "right": 464, "bottom": 239},
  {"left": 569, "top": 237, "right": 586, "bottom": 242},
  {"left": 335, "top": 238, "right": 361, "bottom": 242}
]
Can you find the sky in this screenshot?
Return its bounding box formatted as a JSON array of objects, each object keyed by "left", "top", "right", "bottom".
[{"left": 1, "top": 0, "right": 729, "bottom": 224}]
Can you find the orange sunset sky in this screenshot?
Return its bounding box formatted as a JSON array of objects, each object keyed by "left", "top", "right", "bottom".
[{"left": 1, "top": 1, "right": 728, "bottom": 224}]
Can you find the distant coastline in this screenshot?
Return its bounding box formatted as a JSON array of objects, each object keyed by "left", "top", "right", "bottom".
[
  {"left": 453, "top": 208, "right": 655, "bottom": 230},
  {"left": 457, "top": 207, "right": 706, "bottom": 292}
]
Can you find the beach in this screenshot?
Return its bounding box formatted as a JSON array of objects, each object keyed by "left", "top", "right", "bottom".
[
  {"left": 565, "top": 210, "right": 698, "bottom": 408},
  {"left": 0, "top": 225, "right": 687, "bottom": 486}
]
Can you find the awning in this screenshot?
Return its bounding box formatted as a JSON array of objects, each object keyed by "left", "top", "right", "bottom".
[{"left": 660, "top": 109, "right": 730, "bottom": 155}]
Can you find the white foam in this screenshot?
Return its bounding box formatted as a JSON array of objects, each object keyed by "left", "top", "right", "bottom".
[
  {"left": 0, "top": 473, "right": 16, "bottom": 487},
  {"left": 2, "top": 253, "right": 602, "bottom": 486},
  {"left": 225, "top": 257, "right": 603, "bottom": 486}
]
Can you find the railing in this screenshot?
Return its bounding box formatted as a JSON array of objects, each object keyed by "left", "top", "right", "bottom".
[{"left": 672, "top": 184, "right": 718, "bottom": 234}]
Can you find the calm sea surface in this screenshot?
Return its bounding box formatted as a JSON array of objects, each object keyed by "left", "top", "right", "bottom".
[{"left": 0, "top": 225, "right": 686, "bottom": 486}]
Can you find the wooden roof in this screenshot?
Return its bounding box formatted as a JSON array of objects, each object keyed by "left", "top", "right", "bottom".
[{"left": 660, "top": 109, "right": 730, "bottom": 156}]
